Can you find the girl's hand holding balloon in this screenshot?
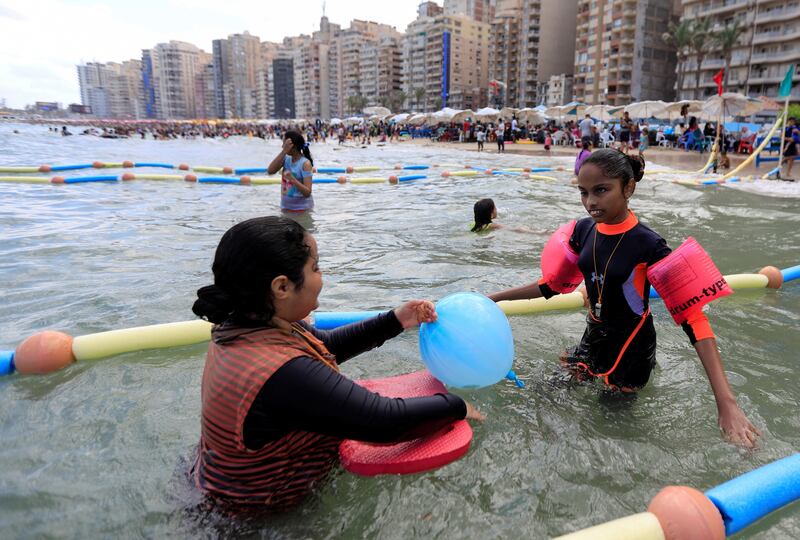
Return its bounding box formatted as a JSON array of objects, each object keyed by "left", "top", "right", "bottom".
[{"left": 394, "top": 300, "right": 437, "bottom": 329}]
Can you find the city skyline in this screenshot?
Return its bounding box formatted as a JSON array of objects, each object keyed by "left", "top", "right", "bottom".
[{"left": 0, "top": 0, "right": 422, "bottom": 109}]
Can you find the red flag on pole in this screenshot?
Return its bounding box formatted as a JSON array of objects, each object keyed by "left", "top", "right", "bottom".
[{"left": 713, "top": 69, "right": 725, "bottom": 96}]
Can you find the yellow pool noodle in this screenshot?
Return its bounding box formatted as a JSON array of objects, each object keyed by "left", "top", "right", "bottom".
[
  {"left": 71, "top": 320, "right": 213, "bottom": 361},
  {"left": 0, "top": 166, "right": 41, "bottom": 173},
  {"left": 724, "top": 115, "right": 783, "bottom": 179},
  {"left": 192, "top": 166, "right": 225, "bottom": 174},
  {"left": 349, "top": 177, "right": 386, "bottom": 184},
  {"left": 0, "top": 176, "right": 51, "bottom": 183},
  {"left": 553, "top": 512, "right": 665, "bottom": 540},
  {"left": 352, "top": 166, "right": 381, "bottom": 172},
  {"left": 445, "top": 170, "right": 479, "bottom": 177},
  {"left": 499, "top": 291, "right": 586, "bottom": 315},
  {"left": 248, "top": 177, "right": 281, "bottom": 185},
  {"left": 133, "top": 174, "right": 185, "bottom": 181}
]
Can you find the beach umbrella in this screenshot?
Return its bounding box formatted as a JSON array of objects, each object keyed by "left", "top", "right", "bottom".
[
  {"left": 431, "top": 108, "right": 459, "bottom": 122},
  {"left": 451, "top": 109, "right": 475, "bottom": 123},
  {"left": 499, "top": 107, "right": 518, "bottom": 119},
  {"left": 586, "top": 104, "right": 623, "bottom": 122},
  {"left": 545, "top": 105, "right": 566, "bottom": 120},
  {"left": 390, "top": 113, "right": 410, "bottom": 123},
  {"left": 740, "top": 97, "right": 766, "bottom": 116},
  {"left": 363, "top": 106, "right": 391, "bottom": 116},
  {"left": 624, "top": 100, "right": 667, "bottom": 119},
  {"left": 330, "top": 118, "right": 342, "bottom": 125},
  {"left": 345, "top": 116, "right": 364, "bottom": 126},
  {"left": 516, "top": 108, "right": 546, "bottom": 124},
  {"left": 475, "top": 107, "right": 500, "bottom": 121},
  {"left": 534, "top": 104, "right": 548, "bottom": 113},
  {"left": 657, "top": 100, "right": 703, "bottom": 121},
  {"left": 701, "top": 93, "right": 752, "bottom": 119},
  {"left": 407, "top": 113, "right": 429, "bottom": 126},
  {"left": 561, "top": 101, "right": 588, "bottom": 118}
]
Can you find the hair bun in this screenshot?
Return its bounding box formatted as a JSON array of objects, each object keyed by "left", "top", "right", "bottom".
[
  {"left": 626, "top": 154, "right": 645, "bottom": 182},
  {"left": 192, "top": 284, "right": 234, "bottom": 324}
]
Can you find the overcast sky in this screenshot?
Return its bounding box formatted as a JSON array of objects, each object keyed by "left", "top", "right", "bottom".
[{"left": 0, "top": 0, "right": 425, "bottom": 109}]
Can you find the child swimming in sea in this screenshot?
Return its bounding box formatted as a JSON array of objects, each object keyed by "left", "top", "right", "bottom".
[
  {"left": 471, "top": 198, "right": 539, "bottom": 234},
  {"left": 487, "top": 149, "right": 759, "bottom": 448},
  {"left": 190, "top": 216, "right": 483, "bottom": 510}
]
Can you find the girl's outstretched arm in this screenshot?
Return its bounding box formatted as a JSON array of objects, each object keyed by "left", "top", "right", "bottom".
[
  {"left": 488, "top": 282, "right": 544, "bottom": 302},
  {"left": 694, "top": 338, "right": 761, "bottom": 448}
]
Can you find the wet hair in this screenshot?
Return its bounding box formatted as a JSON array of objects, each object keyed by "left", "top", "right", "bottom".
[
  {"left": 581, "top": 140, "right": 590, "bottom": 151},
  {"left": 284, "top": 130, "right": 314, "bottom": 166},
  {"left": 581, "top": 148, "right": 645, "bottom": 185},
  {"left": 472, "top": 198, "right": 496, "bottom": 232},
  {"left": 192, "top": 216, "right": 311, "bottom": 326}
]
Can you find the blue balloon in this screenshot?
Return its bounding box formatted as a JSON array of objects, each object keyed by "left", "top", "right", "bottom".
[{"left": 419, "top": 292, "right": 514, "bottom": 388}]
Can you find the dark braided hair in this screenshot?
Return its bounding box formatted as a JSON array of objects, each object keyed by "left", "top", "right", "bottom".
[{"left": 192, "top": 216, "right": 310, "bottom": 326}]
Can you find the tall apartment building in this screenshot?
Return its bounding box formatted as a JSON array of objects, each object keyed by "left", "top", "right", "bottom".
[
  {"left": 444, "top": 0, "right": 495, "bottom": 22},
  {"left": 77, "top": 60, "right": 143, "bottom": 118},
  {"left": 678, "top": 0, "right": 800, "bottom": 101},
  {"left": 546, "top": 73, "right": 574, "bottom": 106},
  {"left": 489, "top": 0, "right": 522, "bottom": 107},
  {"left": 212, "top": 32, "right": 262, "bottom": 118},
  {"left": 488, "top": 1, "right": 578, "bottom": 108},
  {"left": 574, "top": 0, "right": 678, "bottom": 105},
  {"left": 359, "top": 36, "right": 404, "bottom": 111},
  {"left": 107, "top": 60, "right": 144, "bottom": 118},
  {"left": 141, "top": 49, "right": 157, "bottom": 118},
  {"left": 255, "top": 42, "right": 281, "bottom": 119},
  {"left": 402, "top": 11, "right": 490, "bottom": 111},
  {"left": 272, "top": 55, "right": 296, "bottom": 119},
  {"left": 328, "top": 20, "right": 402, "bottom": 116},
  {"left": 150, "top": 41, "right": 207, "bottom": 119},
  {"left": 286, "top": 35, "right": 330, "bottom": 120},
  {"left": 194, "top": 61, "right": 216, "bottom": 119},
  {"left": 77, "top": 62, "right": 113, "bottom": 117}
]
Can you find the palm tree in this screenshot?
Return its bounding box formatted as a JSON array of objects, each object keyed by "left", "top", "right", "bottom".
[
  {"left": 346, "top": 95, "right": 367, "bottom": 115},
  {"left": 688, "top": 18, "right": 714, "bottom": 99},
  {"left": 390, "top": 90, "right": 406, "bottom": 113},
  {"left": 414, "top": 87, "right": 427, "bottom": 112},
  {"left": 715, "top": 21, "right": 746, "bottom": 89},
  {"left": 662, "top": 20, "right": 693, "bottom": 100}
]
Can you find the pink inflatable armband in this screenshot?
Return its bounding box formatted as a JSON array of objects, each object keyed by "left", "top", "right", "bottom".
[
  {"left": 339, "top": 371, "right": 473, "bottom": 476},
  {"left": 647, "top": 237, "right": 732, "bottom": 324},
  {"left": 541, "top": 220, "right": 583, "bottom": 293}
]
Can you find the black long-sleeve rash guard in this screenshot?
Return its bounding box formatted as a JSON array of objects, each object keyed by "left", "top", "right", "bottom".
[{"left": 242, "top": 311, "right": 467, "bottom": 449}]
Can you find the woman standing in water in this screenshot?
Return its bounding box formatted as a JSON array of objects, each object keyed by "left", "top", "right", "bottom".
[{"left": 268, "top": 131, "right": 314, "bottom": 212}]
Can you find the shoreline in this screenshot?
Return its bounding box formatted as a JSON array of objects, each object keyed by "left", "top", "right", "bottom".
[{"left": 406, "top": 138, "right": 777, "bottom": 177}]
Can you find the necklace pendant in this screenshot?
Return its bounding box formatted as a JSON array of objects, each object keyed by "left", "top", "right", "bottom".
[{"left": 595, "top": 302, "right": 602, "bottom": 317}]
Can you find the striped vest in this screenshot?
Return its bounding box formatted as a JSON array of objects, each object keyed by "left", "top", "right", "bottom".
[{"left": 193, "top": 323, "right": 341, "bottom": 509}]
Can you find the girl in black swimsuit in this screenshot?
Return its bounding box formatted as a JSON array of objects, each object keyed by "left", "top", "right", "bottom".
[{"left": 488, "top": 149, "right": 760, "bottom": 448}]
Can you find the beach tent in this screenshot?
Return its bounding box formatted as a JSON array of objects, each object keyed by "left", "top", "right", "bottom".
[{"left": 624, "top": 100, "right": 667, "bottom": 119}]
